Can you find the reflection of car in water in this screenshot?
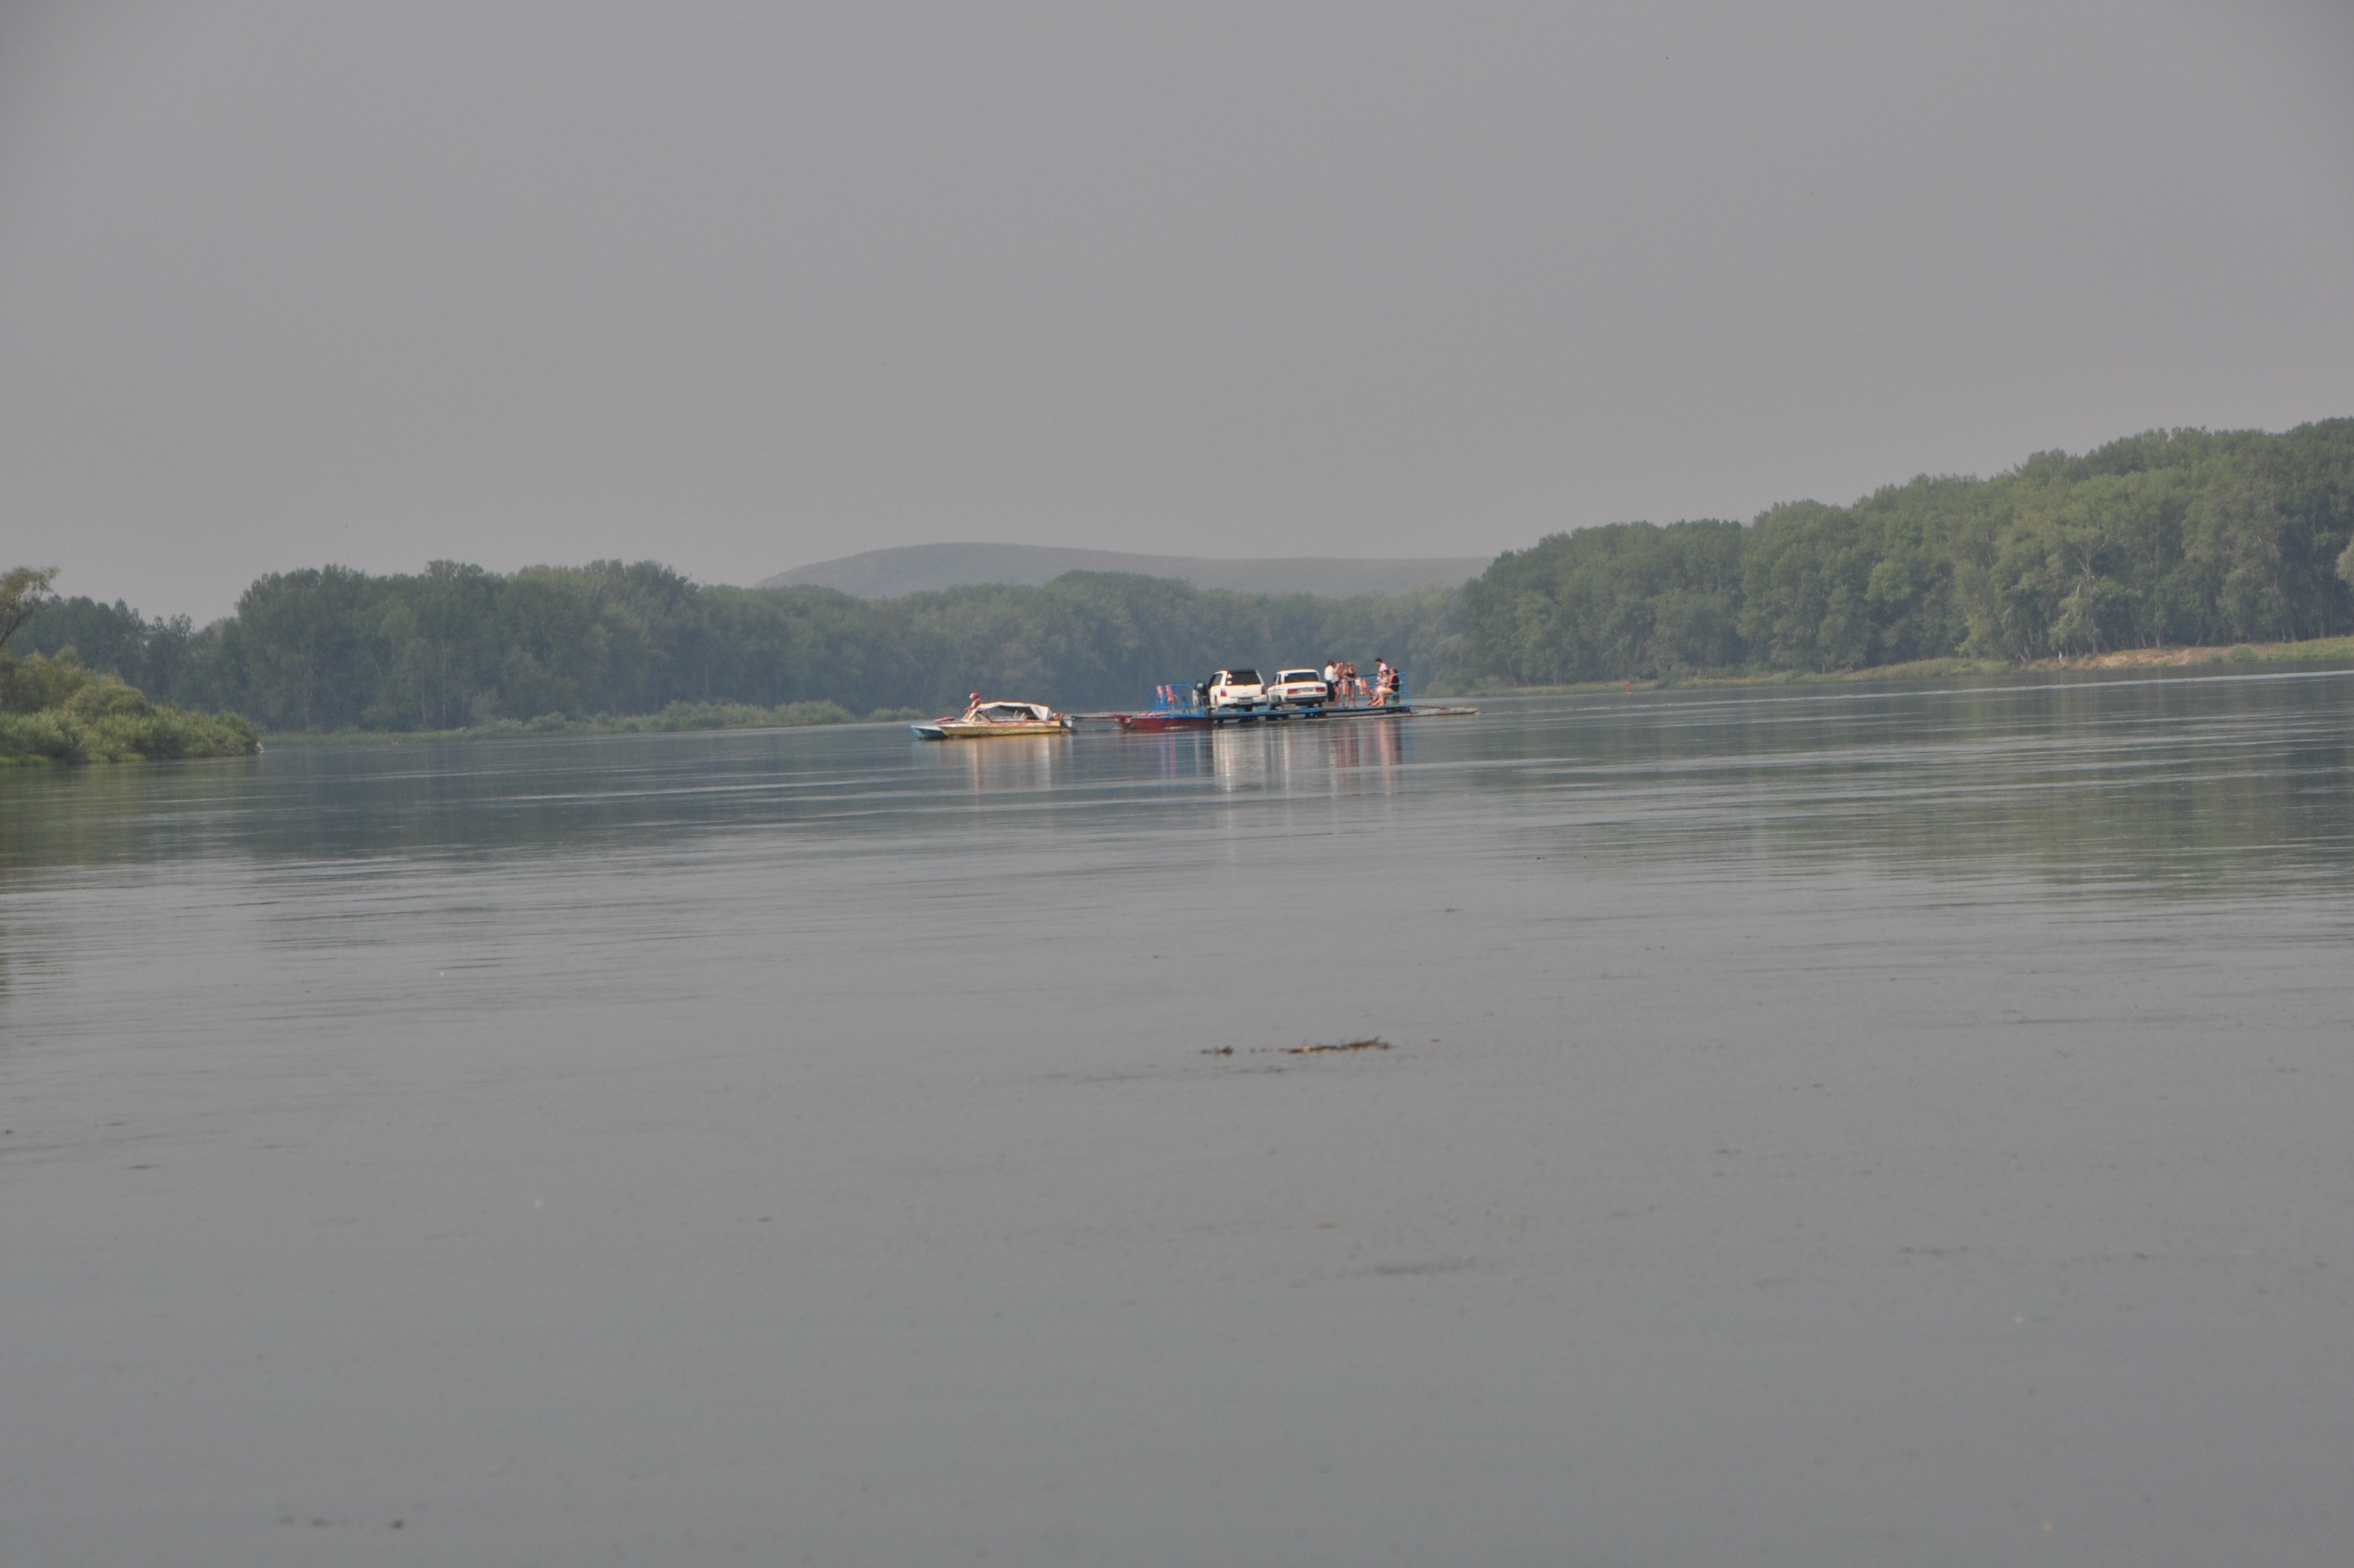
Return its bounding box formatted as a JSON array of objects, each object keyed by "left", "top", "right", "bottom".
[
  {"left": 1206, "top": 669, "right": 1267, "bottom": 713},
  {"left": 1264, "top": 668, "right": 1330, "bottom": 710}
]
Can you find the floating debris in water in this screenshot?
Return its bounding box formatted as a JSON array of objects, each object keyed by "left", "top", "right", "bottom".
[
  {"left": 1202, "top": 1038, "right": 1389, "bottom": 1059},
  {"left": 1366, "top": 1255, "right": 1474, "bottom": 1276}
]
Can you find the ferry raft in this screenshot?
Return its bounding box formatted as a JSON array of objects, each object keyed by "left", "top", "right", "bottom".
[{"left": 1114, "top": 667, "right": 1416, "bottom": 730}]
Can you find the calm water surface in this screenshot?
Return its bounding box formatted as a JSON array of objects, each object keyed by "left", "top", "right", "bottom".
[{"left": 4, "top": 672, "right": 2352, "bottom": 1566}]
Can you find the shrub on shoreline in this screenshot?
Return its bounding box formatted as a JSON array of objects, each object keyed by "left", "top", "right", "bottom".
[
  {"left": 256, "top": 698, "right": 932, "bottom": 744},
  {"left": 0, "top": 653, "right": 260, "bottom": 763}
]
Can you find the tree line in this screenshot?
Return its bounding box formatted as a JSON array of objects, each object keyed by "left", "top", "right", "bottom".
[
  {"left": 18, "top": 420, "right": 2353, "bottom": 728},
  {"left": 16, "top": 564, "right": 1456, "bottom": 730},
  {"left": 1457, "top": 421, "right": 2354, "bottom": 683}
]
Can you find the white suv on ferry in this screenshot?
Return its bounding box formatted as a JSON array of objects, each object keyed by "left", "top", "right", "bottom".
[
  {"left": 1265, "top": 668, "right": 1331, "bottom": 709},
  {"left": 1206, "top": 668, "right": 1267, "bottom": 712}
]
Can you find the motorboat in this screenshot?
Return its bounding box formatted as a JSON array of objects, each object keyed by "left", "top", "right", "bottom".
[{"left": 910, "top": 699, "right": 1073, "bottom": 739}]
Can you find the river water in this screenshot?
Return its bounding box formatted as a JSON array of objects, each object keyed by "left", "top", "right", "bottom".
[{"left": 4, "top": 671, "right": 2351, "bottom": 1567}]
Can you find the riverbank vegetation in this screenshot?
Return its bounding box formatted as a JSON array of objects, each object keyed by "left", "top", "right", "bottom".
[
  {"left": 257, "top": 700, "right": 933, "bottom": 745},
  {"left": 14, "top": 421, "right": 2352, "bottom": 725},
  {"left": 19, "top": 566, "right": 1456, "bottom": 729},
  {"left": 1456, "top": 421, "right": 2354, "bottom": 685},
  {"left": 1477, "top": 632, "right": 2354, "bottom": 700},
  {"left": 1, "top": 650, "right": 259, "bottom": 765},
  {"left": 1, "top": 567, "right": 256, "bottom": 762}
]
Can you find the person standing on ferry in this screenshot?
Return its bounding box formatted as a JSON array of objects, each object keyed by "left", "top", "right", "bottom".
[{"left": 1322, "top": 659, "right": 1339, "bottom": 703}]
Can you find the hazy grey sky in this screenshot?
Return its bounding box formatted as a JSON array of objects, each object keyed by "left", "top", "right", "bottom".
[{"left": 4, "top": 1, "right": 2351, "bottom": 620}]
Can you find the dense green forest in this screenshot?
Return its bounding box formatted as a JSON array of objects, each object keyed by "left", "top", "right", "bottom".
[
  {"left": 1, "top": 568, "right": 259, "bottom": 762},
  {"left": 1459, "top": 421, "right": 2354, "bottom": 684},
  {"left": 17, "top": 565, "right": 1455, "bottom": 730},
  {"left": 16, "top": 421, "right": 2353, "bottom": 731}
]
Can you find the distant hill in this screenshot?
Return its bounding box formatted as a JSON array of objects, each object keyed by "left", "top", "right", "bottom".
[{"left": 756, "top": 543, "right": 1492, "bottom": 599}]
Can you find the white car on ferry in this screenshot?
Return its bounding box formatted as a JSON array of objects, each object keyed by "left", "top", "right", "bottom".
[
  {"left": 1264, "top": 668, "right": 1331, "bottom": 710},
  {"left": 1206, "top": 668, "right": 1268, "bottom": 713}
]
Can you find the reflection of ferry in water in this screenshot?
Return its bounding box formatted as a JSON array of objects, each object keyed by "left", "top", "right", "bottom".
[{"left": 1117, "top": 667, "right": 1413, "bottom": 731}]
